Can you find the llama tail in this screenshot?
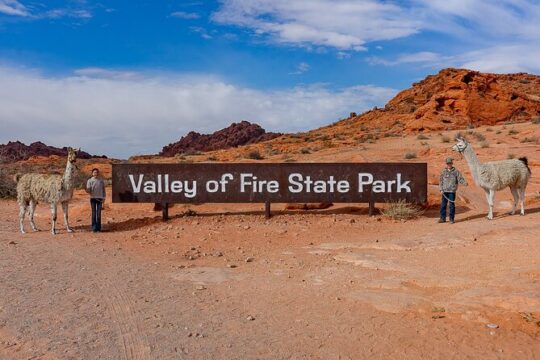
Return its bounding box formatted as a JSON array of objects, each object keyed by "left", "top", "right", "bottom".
[{"left": 518, "top": 157, "right": 531, "bottom": 174}]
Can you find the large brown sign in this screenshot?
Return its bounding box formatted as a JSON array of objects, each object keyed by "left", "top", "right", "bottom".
[{"left": 112, "top": 163, "right": 427, "bottom": 204}]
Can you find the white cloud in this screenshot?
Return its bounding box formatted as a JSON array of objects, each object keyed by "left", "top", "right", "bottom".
[
  {"left": 213, "top": 0, "right": 540, "bottom": 73},
  {"left": 289, "top": 62, "right": 310, "bottom": 75},
  {"left": 0, "top": 0, "right": 92, "bottom": 19},
  {"left": 0, "top": 0, "right": 29, "bottom": 16},
  {"left": 190, "top": 26, "right": 212, "bottom": 39},
  {"left": 368, "top": 51, "right": 446, "bottom": 66},
  {"left": 0, "top": 66, "right": 396, "bottom": 158},
  {"left": 170, "top": 11, "right": 200, "bottom": 19},
  {"left": 459, "top": 45, "right": 540, "bottom": 73},
  {"left": 212, "top": 0, "right": 420, "bottom": 50}
]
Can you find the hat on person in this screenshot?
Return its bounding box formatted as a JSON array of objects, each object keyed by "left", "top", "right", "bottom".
[{"left": 445, "top": 157, "right": 454, "bottom": 164}]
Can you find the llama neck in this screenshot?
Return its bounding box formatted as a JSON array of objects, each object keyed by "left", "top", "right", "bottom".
[
  {"left": 62, "top": 161, "right": 76, "bottom": 191},
  {"left": 462, "top": 144, "right": 482, "bottom": 185}
]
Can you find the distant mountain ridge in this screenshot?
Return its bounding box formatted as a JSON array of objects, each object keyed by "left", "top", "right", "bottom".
[
  {"left": 0, "top": 141, "right": 106, "bottom": 163},
  {"left": 160, "top": 121, "right": 282, "bottom": 156}
]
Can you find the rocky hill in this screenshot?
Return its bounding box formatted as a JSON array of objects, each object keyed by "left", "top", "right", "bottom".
[
  {"left": 160, "top": 121, "right": 282, "bottom": 156},
  {"left": 339, "top": 68, "right": 540, "bottom": 134},
  {"left": 188, "top": 68, "right": 540, "bottom": 161},
  {"left": 0, "top": 141, "right": 106, "bottom": 164}
]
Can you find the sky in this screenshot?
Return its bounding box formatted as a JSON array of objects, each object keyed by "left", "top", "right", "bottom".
[{"left": 1, "top": 0, "right": 540, "bottom": 158}]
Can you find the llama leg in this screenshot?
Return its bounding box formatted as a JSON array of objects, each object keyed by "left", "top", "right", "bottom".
[
  {"left": 509, "top": 187, "right": 518, "bottom": 215},
  {"left": 50, "top": 203, "right": 57, "bottom": 235},
  {"left": 29, "top": 200, "right": 39, "bottom": 231},
  {"left": 19, "top": 204, "right": 27, "bottom": 234},
  {"left": 487, "top": 189, "right": 495, "bottom": 220},
  {"left": 62, "top": 201, "right": 74, "bottom": 233},
  {"left": 519, "top": 187, "right": 526, "bottom": 215}
]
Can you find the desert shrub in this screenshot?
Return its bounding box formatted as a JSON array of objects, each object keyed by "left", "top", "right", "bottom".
[
  {"left": 0, "top": 171, "right": 17, "bottom": 199},
  {"left": 441, "top": 135, "right": 450, "bottom": 143},
  {"left": 507, "top": 153, "right": 515, "bottom": 159},
  {"left": 532, "top": 116, "right": 540, "bottom": 124},
  {"left": 474, "top": 132, "right": 486, "bottom": 141},
  {"left": 246, "top": 150, "right": 263, "bottom": 160},
  {"left": 318, "top": 135, "right": 331, "bottom": 141},
  {"left": 479, "top": 141, "right": 490, "bottom": 148},
  {"left": 508, "top": 129, "right": 519, "bottom": 135},
  {"left": 381, "top": 199, "right": 423, "bottom": 220},
  {"left": 182, "top": 209, "right": 197, "bottom": 217},
  {"left": 486, "top": 127, "right": 493, "bottom": 132},
  {"left": 207, "top": 156, "right": 217, "bottom": 161},
  {"left": 504, "top": 120, "right": 515, "bottom": 125},
  {"left": 72, "top": 169, "right": 91, "bottom": 190},
  {"left": 300, "top": 148, "right": 311, "bottom": 154},
  {"left": 404, "top": 152, "right": 417, "bottom": 159},
  {"left": 495, "top": 130, "right": 502, "bottom": 134},
  {"left": 417, "top": 134, "right": 429, "bottom": 140},
  {"left": 520, "top": 136, "right": 539, "bottom": 144}
]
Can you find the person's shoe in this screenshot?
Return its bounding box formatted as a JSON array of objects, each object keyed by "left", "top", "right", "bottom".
[
  {"left": 449, "top": 219, "right": 455, "bottom": 224},
  {"left": 438, "top": 219, "right": 446, "bottom": 223}
]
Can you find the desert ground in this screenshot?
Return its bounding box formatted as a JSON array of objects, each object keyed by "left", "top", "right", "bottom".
[{"left": 1, "top": 122, "right": 540, "bottom": 359}]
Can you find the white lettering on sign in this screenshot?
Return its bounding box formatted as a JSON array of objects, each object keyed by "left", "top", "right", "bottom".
[
  {"left": 357, "top": 173, "right": 411, "bottom": 193},
  {"left": 240, "top": 173, "right": 279, "bottom": 193},
  {"left": 126, "top": 172, "right": 413, "bottom": 198},
  {"left": 288, "top": 173, "right": 350, "bottom": 193},
  {"left": 128, "top": 174, "right": 197, "bottom": 198}
]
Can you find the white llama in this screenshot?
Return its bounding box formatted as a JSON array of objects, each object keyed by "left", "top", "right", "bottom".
[
  {"left": 15, "top": 148, "right": 79, "bottom": 234},
  {"left": 452, "top": 137, "right": 531, "bottom": 219}
]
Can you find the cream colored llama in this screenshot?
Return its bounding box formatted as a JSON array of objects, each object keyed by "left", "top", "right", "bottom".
[
  {"left": 452, "top": 137, "right": 531, "bottom": 219},
  {"left": 16, "top": 148, "right": 79, "bottom": 234}
]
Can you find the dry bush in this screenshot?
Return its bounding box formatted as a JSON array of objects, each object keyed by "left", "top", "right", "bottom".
[
  {"left": 381, "top": 199, "right": 423, "bottom": 220},
  {"left": 508, "top": 129, "right": 519, "bottom": 135},
  {"left": 486, "top": 127, "right": 493, "bottom": 132},
  {"left": 479, "top": 141, "right": 490, "bottom": 148},
  {"left": 404, "top": 152, "right": 417, "bottom": 159},
  {"left": 0, "top": 171, "right": 17, "bottom": 199},
  {"left": 441, "top": 135, "right": 451, "bottom": 143},
  {"left": 532, "top": 116, "right": 540, "bottom": 124},
  {"left": 246, "top": 150, "right": 263, "bottom": 160},
  {"left": 507, "top": 153, "right": 515, "bottom": 159},
  {"left": 520, "top": 136, "right": 539, "bottom": 144},
  {"left": 417, "top": 134, "right": 429, "bottom": 140}
]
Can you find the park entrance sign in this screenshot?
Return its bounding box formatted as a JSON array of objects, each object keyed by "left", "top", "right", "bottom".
[{"left": 112, "top": 163, "right": 427, "bottom": 218}]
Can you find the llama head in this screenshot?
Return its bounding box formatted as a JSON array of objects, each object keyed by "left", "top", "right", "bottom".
[
  {"left": 452, "top": 137, "right": 468, "bottom": 153},
  {"left": 67, "top": 147, "right": 79, "bottom": 163}
]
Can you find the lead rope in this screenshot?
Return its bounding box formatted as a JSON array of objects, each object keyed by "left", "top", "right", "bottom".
[{"left": 442, "top": 192, "right": 457, "bottom": 203}]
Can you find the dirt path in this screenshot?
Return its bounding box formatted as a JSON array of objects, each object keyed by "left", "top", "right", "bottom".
[{"left": 1, "top": 197, "right": 540, "bottom": 359}]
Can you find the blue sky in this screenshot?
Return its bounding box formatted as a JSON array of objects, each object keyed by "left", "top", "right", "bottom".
[{"left": 1, "top": 0, "right": 540, "bottom": 158}]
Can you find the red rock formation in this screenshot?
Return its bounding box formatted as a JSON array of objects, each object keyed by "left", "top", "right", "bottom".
[
  {"left": 0, "top": 141, "right": 106, "bottom": 163},
  {"left": 343, "top": 68, "right": 540, "bottom": 133},
  {"left": 160, "top": 121, "right": 282, "bottom": 156}
]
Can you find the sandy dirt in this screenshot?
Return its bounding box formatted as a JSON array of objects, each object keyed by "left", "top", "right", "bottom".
[{"left": 1, "top": 124, "right": 540, "bottom": 359}]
